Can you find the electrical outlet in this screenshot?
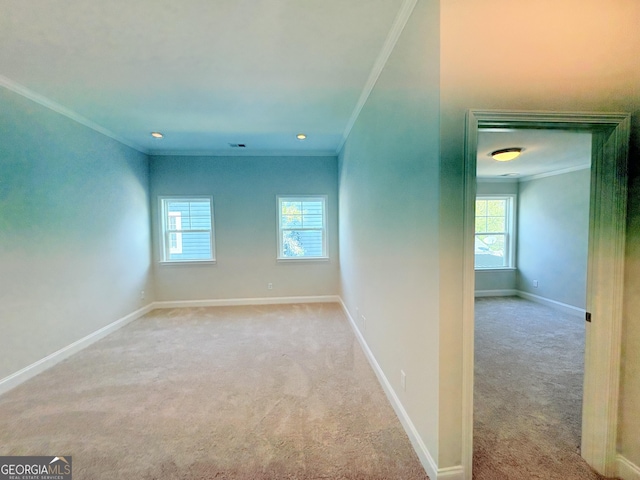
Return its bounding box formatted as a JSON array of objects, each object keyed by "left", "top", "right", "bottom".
[
  {"left": 401, "top": 370, "right": 406, "bottom": 391},
  {"left": 268, "top": 282, "right": 273, "bottom": 290},
  {"left": 140, "top": 290, "right": 145, "bottom": 300},
  {"left": 533, "top": 280, "right": 539, "bottom": 288}
]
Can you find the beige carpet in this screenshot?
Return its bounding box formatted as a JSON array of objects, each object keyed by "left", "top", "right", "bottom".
[
  {"left": 473, "top": 296, "right": 614, "bottom": 480},
  {"left": 0, "top": 303, "right": 428, "bottom": 479}
]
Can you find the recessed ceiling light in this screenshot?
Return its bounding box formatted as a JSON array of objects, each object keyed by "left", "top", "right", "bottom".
[
  {"left": 491, "top": 148, "right": 522, "bottom": 162},
  {"left": 151, "top": 132, "right": 164, "bottom": 139},
  {"left": 296, "top": 133, "right": 307, "bottom": 140}
]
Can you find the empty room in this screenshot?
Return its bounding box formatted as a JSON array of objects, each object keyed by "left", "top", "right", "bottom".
[
  {"left": 473, "top": 129, "right": 595, "bottom": 477},
  {"left": 1, "top": 1, "right": 640, "bottom": 480}
]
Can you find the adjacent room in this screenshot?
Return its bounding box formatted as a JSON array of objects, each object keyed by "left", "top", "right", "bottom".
[
  {"left": 1, "top": 1, "right": 640, "bottom": 480},
  {"left": 473, "top": 129, "right": 595, "bottom": 478}
]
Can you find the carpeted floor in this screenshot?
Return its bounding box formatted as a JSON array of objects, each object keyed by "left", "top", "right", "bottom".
[
  {"left": 473, "top": 296, "right": 611, "bottom": 480},
  {"left": 0, "top": 303, "right": 428, "bottom": 480}
]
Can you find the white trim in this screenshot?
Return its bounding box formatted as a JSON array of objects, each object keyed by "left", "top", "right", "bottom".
[
  {"left": 474, "top": 289, "right": 517, "bottom": 297},
  {"left": 0, "top": 75, "right": 146, "bottom": 154},
  {"left": 518, "top": 164, "right": 591, "bottom": 182},
  {"left": 152, "top": 295, "right": 340, "bottom": 309},
  {"left": 437, "top": 466, "right": 465, "bottom": 480},
  {"left": 476, "top": 177, "right": 519, "bottom": 184},
  {"left": 617, "top": 455, "right": 640, "bottom": 480},
  {"left": 337, "top": 298, "right": 439, "bottom": 480},
  {"left": 0, "top": 303, "right": 154, "bottom": 397},
  {"left": 516, "top": 290, "right": 585, "bottom": 318},
  {"left": 149, "top": 149, "right": 338, "bottom": 158},
  {"left": 336, "top": 0, "right": 418, "bottom": 154}
]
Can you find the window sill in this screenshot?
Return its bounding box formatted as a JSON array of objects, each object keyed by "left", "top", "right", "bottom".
[
  {"left": 475, "top": 267, "right": 516, "bottom": 272},
  {"left": 159, "top": 260, "right": 217, "bottom": 266},
  {"left": 277, "top": 257, "right": 330, "bottom": 263}
]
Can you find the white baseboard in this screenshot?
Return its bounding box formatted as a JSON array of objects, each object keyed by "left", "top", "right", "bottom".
[
  {"left": 516, "top": 290, "right": 585, "bottom": 318},
  {"left": 337, "top": 298, "right": 441, "bottom": 480},
  {"left": 437, "top": 465, "right": 465, "bottom": 480},
  {"left": 0, "top": 303, "right": 155, "bottom": 397},
  {"left": 617, "top": 454, "right": 640, "bottom": 480},
  {"left": 474, "top": 289, "right": 517, "bottom": 297},
  {"left": 151, "top": 295, "right": 340, "bottom": 309}
]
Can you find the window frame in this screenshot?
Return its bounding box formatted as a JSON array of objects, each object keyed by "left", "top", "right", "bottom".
[
  {"left": 276, "top": 195, "right": 328, "bottom": 261},
  {"left": 159, "top": 196, "right": 215, "bottom": 264},
  {"left": 474, "top": 194, "right": 516, "bottom": 270}
]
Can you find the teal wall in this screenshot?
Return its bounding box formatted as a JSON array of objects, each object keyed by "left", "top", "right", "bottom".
[
  {"left": 150, "top": 155, "right": 339, "bottom": 300},
  {"left": 338, "top": 0, "right": 441, "bottom": 464},
  {"left": 0, "top": 87, "right": 153, "bottom": 379},
  {"left": 517, "top": 169, "right": 590, "bottom": 308}
]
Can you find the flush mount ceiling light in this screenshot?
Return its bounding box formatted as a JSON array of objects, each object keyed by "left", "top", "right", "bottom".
[
  {"left": 151, "top": 132, "right": 164, "bottom": 139},
  {"left": 491, "top": 147, "right": 522, "bottom": 162},
  {"left": 296, "top": 133, "right": 307, "bottom": 140}
]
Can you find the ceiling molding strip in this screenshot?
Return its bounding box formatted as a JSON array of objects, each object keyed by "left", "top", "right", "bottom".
[
  {"left": 149, "top": 149, "right": 338, "bottom": 158},
  {"left": 0, "top": 75, "right": 147, "bottom": 154},
  {"left": 518, "top": 163, "right": 591, "bottom": 182},
  {"left": 335, "top": 0, "right": 419, "bottom": 155}
]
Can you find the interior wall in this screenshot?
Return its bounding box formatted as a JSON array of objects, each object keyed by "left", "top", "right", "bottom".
[
  {"left": 338, "top": 0, "right": 441, "bottom": 465},
  {"left": 149, "top": 155, "right": 339, "bottom": 301},
  {"left": 474, "top": 180, "right": 518, "bottom": 293},
  {"left": 440, "top": 0, "right": 640, "bottom": 470},
  {"left": 517, "top": 169, "right": 591, "bottom": 308},
  {"left": 0, "top": 87, "right": 153, "bottom": 380}
]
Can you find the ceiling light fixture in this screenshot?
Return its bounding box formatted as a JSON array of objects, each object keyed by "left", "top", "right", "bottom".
[
  {"left": 151, "top": 132, "right": 164, "bottom": 139},
  {"left": 296, "top": 133, "right": 307, "bottom": 140},
  {"left": 491, "top": 147, "right": 522, "bottom": 162}
]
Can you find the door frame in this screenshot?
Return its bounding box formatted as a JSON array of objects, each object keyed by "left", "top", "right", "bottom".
[{"left": 461, "top": 110, "right": 631, "bottom": 479}]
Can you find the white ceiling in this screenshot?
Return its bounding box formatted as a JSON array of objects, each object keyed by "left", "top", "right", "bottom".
[
  {"left": 477, "top": 129, "right": 592, "bottom": 180},
  {"left": 0, "top": 0, "right": 409, "bottom": 155}
]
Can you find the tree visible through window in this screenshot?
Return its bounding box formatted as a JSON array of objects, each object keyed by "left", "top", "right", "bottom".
[
  {"left": 475, "top": 195, "right": 515, "bottom": 269},
  {"left": 277, "top": 196, "right": 327, "bottom": 259}
]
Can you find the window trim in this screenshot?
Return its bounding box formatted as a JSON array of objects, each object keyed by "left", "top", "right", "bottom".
[
  {"left": 159, "top": 196, "right": 215, "bottom": 264},
  {"left": 276, "top": 195, "right": 328, "bottom": 261},
  {"left": 474, "top": 194, "right": 516, "bottom": 270}
]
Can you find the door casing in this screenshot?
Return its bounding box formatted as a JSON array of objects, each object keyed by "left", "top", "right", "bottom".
[{"left": 461, "top": 110, "right": 631, "bottom": 479}]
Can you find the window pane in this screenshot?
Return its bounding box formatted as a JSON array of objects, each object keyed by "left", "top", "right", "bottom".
[
  {"left": 476, "top": 200, "right": 487, "bottom": 216},
  {"left": 487, "top": 200, "right": 505, "bottom": 216},
  {"left": 168, "top": 232, "right": 212, "bottom": 261},
  {"left": 475, "top": 217, "right": 487, "bottom": 233},
  {"left": 282, "top": 230, "right": 323, "bottom": 258},
  {"left": 486, "top": 216, "right": 505, "bottom": 233},
  {"left": 474, "top": 234, "right": 507, "bottom": 268}
]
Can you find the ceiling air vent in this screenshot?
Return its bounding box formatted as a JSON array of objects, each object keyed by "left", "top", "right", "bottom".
[{"left": 229, "top": 143, "right": 246, "bottom": 148}]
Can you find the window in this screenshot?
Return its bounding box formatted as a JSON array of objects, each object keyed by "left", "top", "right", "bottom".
[
  {"left": 160, "top": 197, "right": 214, "bottom": 262},
  {"left": 277, "top": 196, "right": 327, "bottom": 260},
  {"left": 475, "top": 195, "right": 516, "bottom": 269}
]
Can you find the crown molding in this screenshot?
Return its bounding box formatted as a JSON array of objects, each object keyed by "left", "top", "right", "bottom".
[
  {"left": 518, "top": 163, "right": 591, "bottom": 182},
  {"left": 148, "top": 149, "right": 337, "bottom": 158},
  {"left": 0, "top": 75, "right": 147, "bottom": 154},
  {"left": 335, "top": 0, "right": 419, "bottom": 155}
]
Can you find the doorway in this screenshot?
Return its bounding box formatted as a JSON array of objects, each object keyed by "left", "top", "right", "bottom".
[{"left": 461, "top": 110, "right": 630, "bottom": 479}]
